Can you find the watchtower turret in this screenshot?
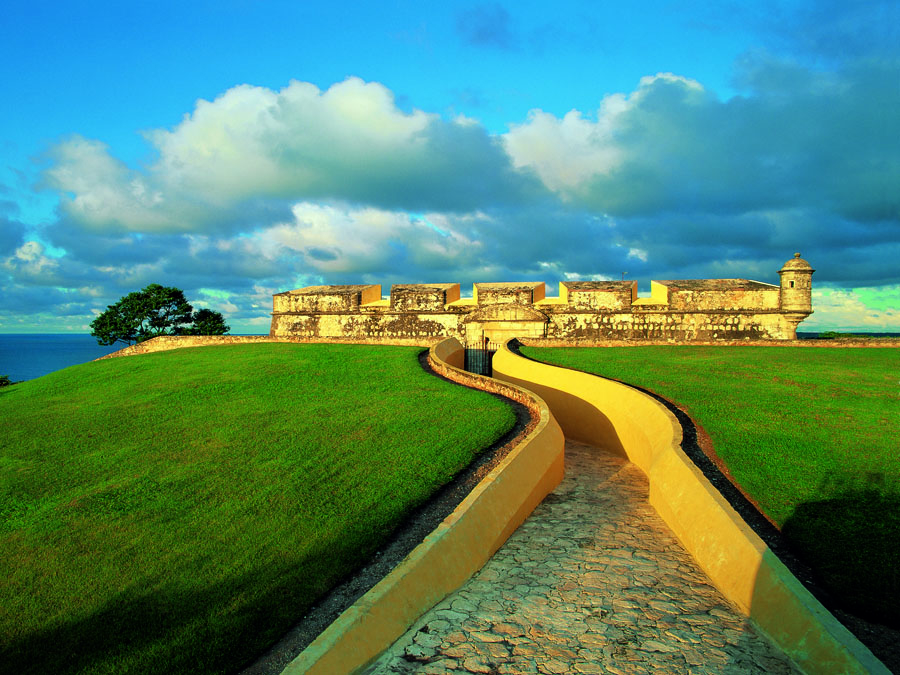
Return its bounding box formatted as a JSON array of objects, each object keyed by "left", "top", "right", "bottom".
[
  {"left": 779, "top": 253, "right": 814, "bottom": 312},
  {"left": 778, "top": 253, "right": 814, "bottom": 337}
]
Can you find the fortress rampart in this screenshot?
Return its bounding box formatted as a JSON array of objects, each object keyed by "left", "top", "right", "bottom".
[{"left": 270, "top": 254, "right": 815, "bottom": 343}]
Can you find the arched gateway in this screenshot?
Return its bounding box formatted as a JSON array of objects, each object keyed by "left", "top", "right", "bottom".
[{"left": 463, "top": 303, "right": 548, "bottom": 344}]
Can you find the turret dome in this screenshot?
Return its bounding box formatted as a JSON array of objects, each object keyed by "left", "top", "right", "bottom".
[{"left": 779, "top": 252, "right": 814, "bottom": 273}]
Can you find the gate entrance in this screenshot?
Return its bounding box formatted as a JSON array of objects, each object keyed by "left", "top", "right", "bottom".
[
  {"left": 463, "top": 336, "right": 501, "bottom": 376},
  {"left": 462, "top": 304, "right": 548, "bottom": 348}
]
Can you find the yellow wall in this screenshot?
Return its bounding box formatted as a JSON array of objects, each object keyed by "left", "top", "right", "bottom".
[
  {"left": 631, "top": 280, "right": 669, "bottom": 306},
  {"left": 492, "top": 343, "right": 887, "bottom": 675},
  {"left": 284, "top": 338, "right": 565, "bottom": 674}
]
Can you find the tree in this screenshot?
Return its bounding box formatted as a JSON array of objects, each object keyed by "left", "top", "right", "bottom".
[
  {"left": 90, "top": 284, "right": 230, "bottom": 346},
  {"left": 0, "top": 375, "right": 12, "bottom": 388},
  {"left": 183, "top": 308, "right": 230, "bottom": 336}
]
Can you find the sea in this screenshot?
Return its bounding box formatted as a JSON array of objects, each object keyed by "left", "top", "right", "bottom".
[{"left": 0, "top": 334, "right": 126, "bottom": 383}]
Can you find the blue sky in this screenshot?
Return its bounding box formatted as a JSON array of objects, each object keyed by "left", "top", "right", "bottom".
[{"left": 1, "top": 0, "right": 898, "bottom": 334}]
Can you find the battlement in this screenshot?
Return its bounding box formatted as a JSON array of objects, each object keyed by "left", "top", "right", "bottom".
[
  {"left": 270, "top": 255, "right": 814, "bottom": 343},
  {"left": 274, "top": 284, "right": 382, "bottom": 313},
  {"left": 475, "top": 282, "right": 545, "bottom": 306},
  {"left": 391, "top": 283, "right": 460, "bottom": 311}
]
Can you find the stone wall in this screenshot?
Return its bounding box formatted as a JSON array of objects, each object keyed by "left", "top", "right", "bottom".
[
  {"left": 94, "top": 333, "right": 900, "bottom": 365},
  {"left": 542, "top": 308, "right": 796, "bottom": 341},
  {"left": 270, "top": 263, "right": 815, "bottom": 343},
  {"left": 95, "top": 334, "right": 437, "bottom": 361}
]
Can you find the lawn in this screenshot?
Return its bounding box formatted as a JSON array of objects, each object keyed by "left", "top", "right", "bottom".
[
  {"left": 520, "top": 345, "right": 900, "bottom": 626},
  {"left": 0, "top": 343, "right": 516, "bottom": 674}
]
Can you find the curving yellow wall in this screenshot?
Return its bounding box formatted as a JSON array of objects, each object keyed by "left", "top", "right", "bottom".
[
  {"left": 492, "top": 342, "right": 888, "bottom": 675},
  {"left": 284, "top": 338, "right": 565, "bottom": 674}
]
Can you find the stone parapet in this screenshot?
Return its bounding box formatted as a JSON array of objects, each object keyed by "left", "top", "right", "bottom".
[{"left": 95, "top": 335, "right": 438, "bottom": 361}]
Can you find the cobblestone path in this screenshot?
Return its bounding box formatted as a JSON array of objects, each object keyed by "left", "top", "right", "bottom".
[{"left": 367, "top": 440, "right": 798, "bottom": 674}]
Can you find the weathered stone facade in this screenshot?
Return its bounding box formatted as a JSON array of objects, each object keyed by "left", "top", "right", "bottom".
[{"left": 270, "top": 254, "right": 815, "bottom": 343}]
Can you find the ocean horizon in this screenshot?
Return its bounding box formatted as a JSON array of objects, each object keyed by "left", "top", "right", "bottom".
[
  {"left": 0, "top": 333, "right": 275, "bottom": 383},
  {"left": 0, "top": 334, "right": 125, "bottom": 383}
]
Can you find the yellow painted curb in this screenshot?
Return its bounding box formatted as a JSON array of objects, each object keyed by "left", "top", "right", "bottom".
[
  {"left": 492, "top": 341, "right": 888, "bottom": 675},
  {"left": 282, "top": 338, "right": 565, "bottom": 674}
]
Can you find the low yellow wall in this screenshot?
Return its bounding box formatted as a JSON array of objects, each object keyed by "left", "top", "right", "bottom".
[
  {"left": 284, "top": 338, "right": 565, "bottom": 674},
  {"left": 492, "top": 342, "right": 888, "bottom": 675}
]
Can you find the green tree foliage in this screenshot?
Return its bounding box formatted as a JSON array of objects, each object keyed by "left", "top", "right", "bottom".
[
  {"left": 0, "top": 375, "right": 12, "bottom": 387},
  {"left": 183, "top": 308, "right": 230, "bottom": 336},
  {"left": 90, "top": 284, "right": 230, "bottom": 346},
  {"left": 819, "top": 331, "right": 868, "bottom": 339}
]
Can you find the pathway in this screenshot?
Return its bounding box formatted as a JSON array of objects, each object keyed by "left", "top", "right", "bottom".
[{"left": 366, "top": 440, "right": 798, "bottom": 674}]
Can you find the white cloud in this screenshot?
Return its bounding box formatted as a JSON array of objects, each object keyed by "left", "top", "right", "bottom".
[
  {"left": 504, "top": 109, "right": 622, "bottom": 194},
  {"left": 804, "top": 286, "right": 900, "bottom": 331},
  {"left": 43, "top": 137, "right": 170, "bottom": 231},
  {"left": 16, "top": 58, "right": 900, "bottom": 335},
  {"left": 627, "top": 247, "right": 648, "bottom": 262},
  {"left": 147, "top": 78, "right": 432, "bottom": 206},
  {"left": 42, "top": 77, "right": 536, "bottom": 234},
  {"left": 504, "top": 73, "right": 704, "bottom": 198},
  {"left": 255, "top": 201, "right": 481, "bottom": 276},
  {"left": 3, "top": 241, "right": 60, "bottom": 282},
  {"left": 503, "top": 62, "right": 900, "bottom": 223}
]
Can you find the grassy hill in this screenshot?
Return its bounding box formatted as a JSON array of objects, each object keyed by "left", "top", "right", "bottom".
[{"left": 0, "top": 343, "right": 516, "bottom": 674}]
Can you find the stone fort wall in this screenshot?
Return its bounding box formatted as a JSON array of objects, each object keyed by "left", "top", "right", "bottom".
[{"left": 270, "top": 256, "right": 816, "bottom": 343}]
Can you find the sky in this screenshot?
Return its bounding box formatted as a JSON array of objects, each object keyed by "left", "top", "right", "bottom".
[{"left": 1, "top": 0, "right": 898, "bottom": 334}]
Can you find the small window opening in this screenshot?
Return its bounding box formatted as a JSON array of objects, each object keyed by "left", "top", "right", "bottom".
[{"left": 790, "top": 280, "right": 795, "bottom": 288}]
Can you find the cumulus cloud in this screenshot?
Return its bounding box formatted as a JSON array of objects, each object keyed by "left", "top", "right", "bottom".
[
  {"left": 260, "top": 202, "right": 481, "bottom": 276},
  {"left": 805, "top": 286, "right": 900, "bottom": 331},
  {"left": 13, "top": 49, "right": 900, "bottom": 333},
  {"left": 42, "top": 137, "right": 172, "bottom": 231},
  {"left": 43, "top": 221, "right": 190, "bottom": 267},
  {"left": 504, "top": 60, "right": 900, "bottom": 223},
  {"left": 2, "top": 241, "right": 62, "bottom": 284},
  {"left": 42, "top": 77, "right": 541, "bottom": 234},
  {"left": 0, "top": 285, "right": 95, "bottom": 317}
]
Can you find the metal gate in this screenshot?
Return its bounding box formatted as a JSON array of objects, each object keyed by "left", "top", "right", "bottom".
[{"left": 463, "top": 336, "right": 501, "bottom": 376}]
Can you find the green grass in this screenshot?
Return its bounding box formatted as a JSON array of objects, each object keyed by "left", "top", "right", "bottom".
[
  {"left": 0, "top": 343, "right": 516, "bottom": 674},
  {"left": 521, "top": 345, "right": 900, "bottom": 625}
]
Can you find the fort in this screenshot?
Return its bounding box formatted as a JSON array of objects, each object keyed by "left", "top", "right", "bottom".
[{"left": 270, "top": 253, "right": 815, "bottom": 343}]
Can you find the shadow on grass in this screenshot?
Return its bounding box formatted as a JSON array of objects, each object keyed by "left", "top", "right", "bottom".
[
  {"left": 0, "top": 558, "right": 326, "bottom": 675},
  {"left": 0, "top": 384, "right": 21, "bottom": 397},
  {"left": 782, "top": 472, "right": 900, "bottom": 628}
]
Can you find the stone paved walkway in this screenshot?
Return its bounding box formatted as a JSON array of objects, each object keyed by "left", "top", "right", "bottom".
[{"left": 366, "top": 440, "right": 799, "bottom": 674}]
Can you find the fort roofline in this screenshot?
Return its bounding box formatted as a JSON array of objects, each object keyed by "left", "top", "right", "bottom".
[{"left": 270, "top": 255, "right": 814, "bottom": 342}]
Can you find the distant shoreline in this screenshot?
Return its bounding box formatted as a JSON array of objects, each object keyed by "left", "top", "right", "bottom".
[{"left": 797, "top": 331, "right": 900, "bottom": 339}]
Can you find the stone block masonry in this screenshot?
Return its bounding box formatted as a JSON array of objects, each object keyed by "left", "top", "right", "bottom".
[
  {"left": 270, "top": 254, "right": 815, "bottom": 343},
  {"left": 369, "top": 440, "right": 801, "bottom": 675}
]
